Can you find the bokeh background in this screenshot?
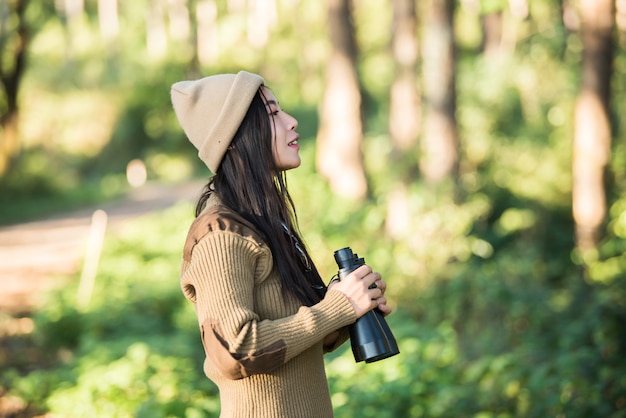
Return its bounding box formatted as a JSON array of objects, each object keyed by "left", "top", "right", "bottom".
[{"left": 1, "top": 0, "right": 625, "bottom": 416}]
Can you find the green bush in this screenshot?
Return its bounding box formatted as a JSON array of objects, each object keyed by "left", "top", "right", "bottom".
[{"left": 2, "top": 141, "right": 626, "bottom": 416}]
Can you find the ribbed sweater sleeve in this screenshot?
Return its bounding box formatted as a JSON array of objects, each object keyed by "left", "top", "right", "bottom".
[{"left": 181, "top": 229, "right": 357, "bottom": 380}]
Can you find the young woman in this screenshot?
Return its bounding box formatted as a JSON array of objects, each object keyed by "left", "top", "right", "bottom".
[{"left": 171, "top": 71, "right": 391, "bottom": 417}]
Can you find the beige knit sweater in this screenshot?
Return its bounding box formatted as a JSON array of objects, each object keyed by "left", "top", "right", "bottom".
[{"left": 180, "top": 198, "right": 356, "bottom": 417}]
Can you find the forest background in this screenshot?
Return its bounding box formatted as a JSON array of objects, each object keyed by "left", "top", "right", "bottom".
[{"left": 1, "top": 0, "right": 625, "bottom": 417}]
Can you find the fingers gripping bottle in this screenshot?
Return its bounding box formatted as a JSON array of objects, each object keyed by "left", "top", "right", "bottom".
[{"left": 334, "top": 247, "right": 400, "bottom": 363}]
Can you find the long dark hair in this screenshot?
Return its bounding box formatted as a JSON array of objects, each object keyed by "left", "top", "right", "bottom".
[{"left": 195, "top": 87, "right": 325, "bottom": 306}]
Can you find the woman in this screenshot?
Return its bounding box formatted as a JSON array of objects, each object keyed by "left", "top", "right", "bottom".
[{"left": 171, "top": 70, "right": 391, "bottom": 417}]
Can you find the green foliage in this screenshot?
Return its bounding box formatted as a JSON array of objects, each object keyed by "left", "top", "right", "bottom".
[
  {"left": 2, "top": 139, "right": 626, "bottom": 416},
  {"left": 1, "top": 204, "right": 219, "bottom": 417}
]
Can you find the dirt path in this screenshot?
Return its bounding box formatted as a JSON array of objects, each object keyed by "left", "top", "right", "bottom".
[{"left": 0, "top": 180, "right": 204, "bottom": 314}]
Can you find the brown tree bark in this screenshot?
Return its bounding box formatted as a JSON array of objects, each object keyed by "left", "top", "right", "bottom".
[
  {"left": 98, "top": 0, "right": 119, "bottom": 41},
  {"left": 385, "top": 0, "right": 420, "bottom": 239},
  {"left": 196, "top": 0, "right": 219, "bottom": 68},
  {"left": 146, "top": 1, "right": 168, "bottom": 59},
  {"left": 617, "top": 0, "right": 626, "bottom": 47},
  {"left": 481, "top": 11, "right": 503, "bottom": 57},
  {"left": 420, "top": 0, "right": 459, "bottom": 183},
  {"left": 316, "top": 0, "right": 367, "bottom": 200},
  {"left": 572, "top": 0, "right": 615, "bottom": 251},
  {"left": 389, "top": 0, "right": 420, "bottom": 153},
  {"left": 247, "top": 0, "right": 277, "bottom": 48},
  {"left": 476, "top": 0, "right": 527, "bottom": 59},
  {"left": 0, "top": 0, "right": 29, "bottom": 176}
]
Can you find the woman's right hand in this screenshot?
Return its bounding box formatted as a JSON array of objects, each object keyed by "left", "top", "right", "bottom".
[{"left": 328, "top": 265, "right": 383, "bottom": 318}]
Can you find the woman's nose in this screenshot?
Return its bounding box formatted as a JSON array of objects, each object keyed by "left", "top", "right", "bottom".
[{"left": 286, "top": 112, "right": 298, "bottom": 130}]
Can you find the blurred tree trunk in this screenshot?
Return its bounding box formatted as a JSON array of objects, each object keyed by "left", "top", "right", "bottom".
[
  {"left": 56, "top": 0, "right": 84, "bottom": 22},
  {"left": 420, "top": 0, "right": 459, "bottom": 183},
  {"left": 56, "top": 0, "right": 83, "bottom": 62},
  {"left": 228, "top": 0, "right": 245, "bottom": 13},
  {"left": 0, "top": 0, "right": 29, "bottom": 176},
  {"left": 147, "top": 1, "right": 168, "bottom": 59},
  {"left": 475, "top": 0, "right": 528, "bottom": 59},
  {"left": 247, "top": 0, "right": 277, "bottom": 48},
  {"left": 98, "top": 0, "right": 119, "bottom": 66},
  {"left": 385, "top": 0, "right": 420, "bottom": 239},
  {"left": 183, "top": 0, "right": 200, "bottom": 79},
  {"left": 389, "top": 0, "right": 420, "bottom": 154},
  {"left": 618, "top": 0, "right": 626, "bottom": 47},
  {"left": 481, "top": 10, "right": 503, "bottom": 57},
  {"left": 196, "top": 0, "right": 218, "bottom": 68},
  {"left": 572, "top": 0, "right": 615, "bottom": 251},
  {"left": 167, "top": 0, "right": 191, "bottom": 42},
  {"left": 97, "top": 0, "right": 118, "bottom": 42},
  {"left": 316, "top": 0, "right": 367, "bottom": 200}
]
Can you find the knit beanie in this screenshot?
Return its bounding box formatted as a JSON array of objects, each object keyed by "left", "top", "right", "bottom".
[{"left": 171, "top": 71, "right": 265, "bottom": 174}]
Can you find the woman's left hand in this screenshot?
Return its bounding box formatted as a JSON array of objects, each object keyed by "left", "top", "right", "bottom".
[
  {"left": 374, "top": 279, "right": 393, "bottom": 316},
  {"left": 327, "top": 273, "right": 393, "bottom": 316}
]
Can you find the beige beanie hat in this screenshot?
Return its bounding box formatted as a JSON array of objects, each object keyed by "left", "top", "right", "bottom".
[{"left": 171, "top": 71, "right": 264, "bottom": 174}]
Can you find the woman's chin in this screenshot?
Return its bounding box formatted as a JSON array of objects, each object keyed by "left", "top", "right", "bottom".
[{"left": 278, "top": 159, "right": 302, "bottom": 171}]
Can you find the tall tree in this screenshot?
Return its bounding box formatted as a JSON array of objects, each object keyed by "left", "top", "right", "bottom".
[
  {"left": 146, "top": 0, "right": 167, "bottom": 59},
  {"left": 572, "top": 0, "right": 615, "bottom": 251},
  {"left": 385, "top": 0, "right": 420, "bottom": 240},
  {"left": 420, "top": 0, "right": 459, "bottom": 183},
  {"left": 55, "top": 0, "right": 84, "bottom": 63},
  {"left": 196, "top": 0, "right": 218, "bottom": 68},
  {"left": 480, "top": 7, "right": 503, "bottom": 57},
  {"left": 98, "top": 0, "right": 119, "bottom": 42},
  {"left": 247, "top": 0, "right": 277, "bottom": 48},
  {"left": 389, "top": 0, "right": 420, "bottom": 154},
  {"left": 483, "top": 0, "right": 528, "bottom": 57},
  {"left": 316, "top": 0, "right": 367, "bottom": 200},
  {"left": 0, "top": 0, "right": 29, "bottom": 176}
]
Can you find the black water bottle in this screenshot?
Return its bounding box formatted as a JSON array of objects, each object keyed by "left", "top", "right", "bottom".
[{"left": 334, "top": 247, "right": 400, "bottom": 363}]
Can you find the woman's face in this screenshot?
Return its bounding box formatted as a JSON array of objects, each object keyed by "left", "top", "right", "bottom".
[{"left": 262, "top": 87, "right": 301, "bottom": 171}]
